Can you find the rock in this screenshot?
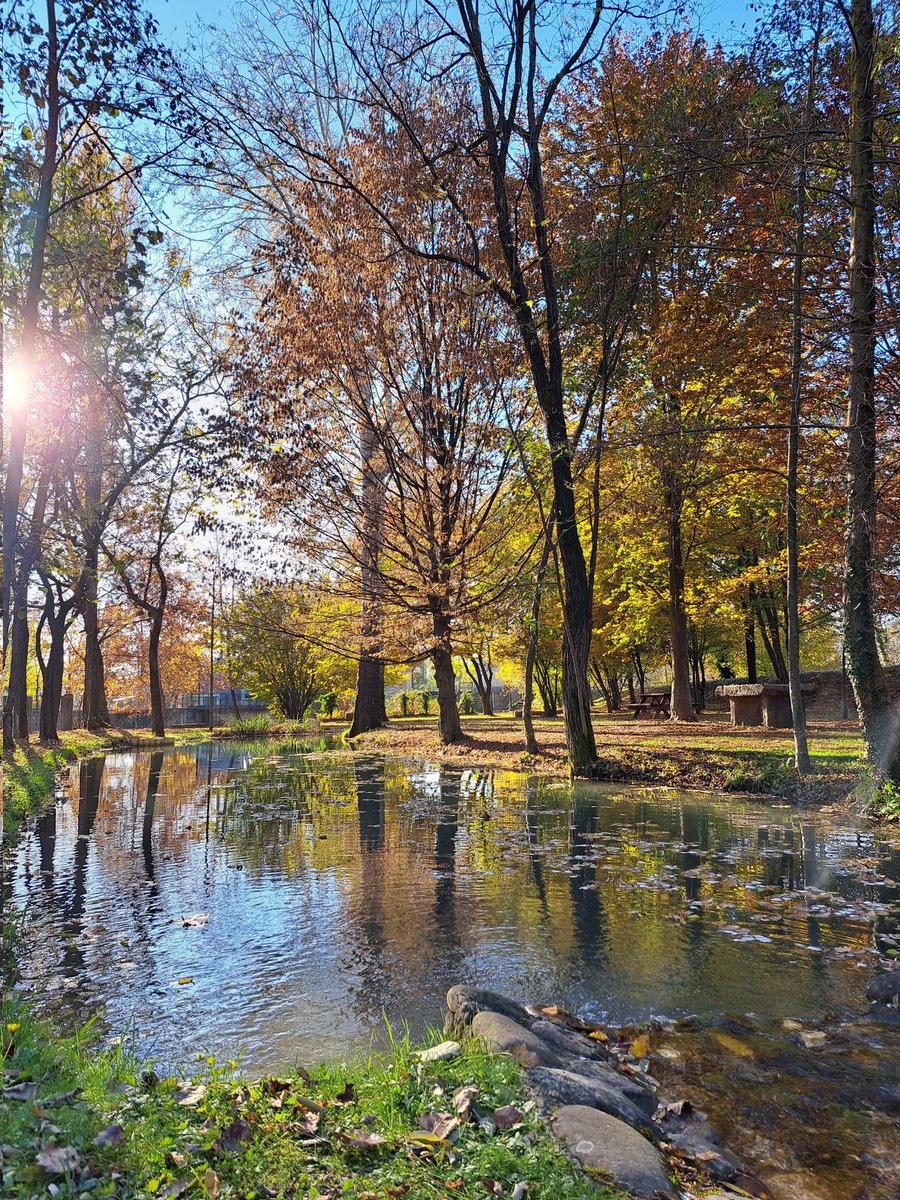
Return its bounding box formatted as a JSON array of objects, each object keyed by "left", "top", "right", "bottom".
[
  {"left": 551, "top": 1105, "right": 676, "bottom": 1200},
  {"left": 567, "top": 1058, "right": 657, "bottom": 1114},
  {"left": 446, "top": 985, "right": 531, "bottom": 1028},
  {"left": 415, "top": 1041, "right": 460, "bottom": 1063},
  {"left": 526, "top": 1066, "right": 654, "bottom": 1134},
  {"left": 657, "top": 1113, "right": 741, "bottom": 1181},
  {"left": 528, "top": 1018, "right": 606, "bottom": 1062},
  {"left": 866, "top": 971, "right": 900, "bottom": 1005},
  {"left": 470, "top": 1011, "right": 562, "bottom": 1066}
]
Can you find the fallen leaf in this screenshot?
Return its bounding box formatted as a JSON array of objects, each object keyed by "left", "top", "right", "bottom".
[
  {"left": 175, "top": 1083, "right": 207, "bottom": 1107},
  {"left": 93, "top": 1125, "right": 124, "bottom": 1148},
  {"left": 588, "top": 1029, "right": 608, "bottom": 1043},
  {"left": 712, "top": 1032, "right": 754, "bottom": 1059},
  {"left": 205, "top": 1168, "right": 220, "bottom": 1199},
  {"left": 493, "top": 1105, "right": 522, "bottom": 1131},
  {"left": 36, "top": 1144, "right": 80, "bottom": 1174},
  {"left": 445, "top": 1182, "right": 465, "bottom": 1192},
  {"left": 798, "top": 1030, "right": 827, "bottom": 1049},
  {"left": 511, "top": 1185, "right": 529, "bottom": 1200},
  {"left": 163, "top": 1181, "right": 190, "bottom": 1198},
  {"left": 629, "top": 1034, "right": 651, "bottom": 1059},
  {"left": 222, "top": 1115, "right": 252, "bottom": 1152},
  {"left": 181, "top": 913, "right": 209, "bottom": 927},
  {"left": 175, "top": 977, "right": 194, "bottom": 986},
  {"left": 482, "top": 1180, "right": 503, "bottom": 1196},
  {"left": 334, "top": 1081, "right": 355, "bottom": 1103},
  {"left": 337, "top": 1129, "right": 388, "bottom": 1150},
  {"left": 452, "top": 1083, "right": 478, "bottom": 1122},
  {"left": 3, "top": 1080, "right": 38, "bottom": 1101},
  {"left": 295, "top": 1110, "right": 321, "bottom": 1135},
  {"left": 419, "top": 1111, "right": 459, "bottom": 1141}
]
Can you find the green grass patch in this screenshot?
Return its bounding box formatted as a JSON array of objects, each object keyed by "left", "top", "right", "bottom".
[
  {"left": 2, "top": 731, "right": 116, "bottom": 841},
  {"left": 1, "top": 997, "right": 626, "bottom": 1199}
]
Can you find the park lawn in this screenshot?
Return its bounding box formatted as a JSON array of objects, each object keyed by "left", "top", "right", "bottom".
[
  {"left": 349, "top": 712, "right": 868, "bottom": 804},
  {"left": 1, "top": 999, "right": 627, "bottom": 1200}
]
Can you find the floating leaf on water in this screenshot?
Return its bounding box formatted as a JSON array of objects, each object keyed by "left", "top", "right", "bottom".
[
  {"left": 180, "top": 914, "right": 209, "bottom": 928},
  {"left": 174, "top": 977, "right": 194, "bottom": 986}
]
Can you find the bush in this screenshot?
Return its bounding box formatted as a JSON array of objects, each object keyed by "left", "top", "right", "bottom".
[
  {"left": 318, "top": 690, "right": 338, "bottom": 719},
  {"left": 399, "top": 692, "right": 410, "bottom": 717},
  {"left": 227, "top": 713, "right": 274, "bottom": 738},
  {"left": 461, "top": 692, "right": 475, "bottom": 714}
]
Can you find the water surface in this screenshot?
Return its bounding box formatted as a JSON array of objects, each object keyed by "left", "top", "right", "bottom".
[{"left": 12, "top": 741, "right": 897, "bottom": 1073}]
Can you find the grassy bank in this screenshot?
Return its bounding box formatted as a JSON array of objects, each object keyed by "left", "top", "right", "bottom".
[
  {"left": 1, "top": 999, "right": 627, "bottom": 1199},
  {"left": 348, "top": 712, "right": 868, "bottom": 805},
  {"left": 2, "top": 730, "right": 124, "bottom": 841}
]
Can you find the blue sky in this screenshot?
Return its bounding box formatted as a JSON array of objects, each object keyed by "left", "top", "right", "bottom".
[{"left": 147, "top": 0, "right": 765, "bottom": 46}]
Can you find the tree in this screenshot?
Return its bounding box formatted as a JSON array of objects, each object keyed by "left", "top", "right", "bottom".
[{"left": 228, "top": 585, "right": 326, "bottom": 720}]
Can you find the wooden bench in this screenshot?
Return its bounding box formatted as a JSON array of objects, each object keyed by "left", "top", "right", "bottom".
[{"left": 626, "top": 692, "right": 670, "bottom": 719}]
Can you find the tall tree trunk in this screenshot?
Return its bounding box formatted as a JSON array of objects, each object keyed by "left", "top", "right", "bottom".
[
  {"left": 2, "top": 0, "right": 59, "bottom": 654},
  {"left": 786, "top": 0, "right": 823, "bottom": 776},
  {"left": 349, "top": 419, "right": 387, "bottom": 736},
  {"left": 522, "top": 522, "right": 553, "bottom": 754},
  {"left": 148, "top": 608, "right": 165, "bottom": 737},
  {"left": 664, "top": 478, "right": 695, "bottom": 721},
  {"left": 81, "top": 397, "right": 108, "bottom": 730},
  {"left": 38, "top": 593, "right": 72, "bottom": 743},
  {"left": 757, "top": 592, "right": 789, "bottom": 682},
  {"left": 843, "top": 0, "right": 898, "bottom": 782},
  {"left": 744, "top": 586, "right": 758, "bottom": 682},
  {"left": 431, "top": 610, "right": 463, "bottom": 744},
  {"left": 4, "top": 463, "right": 53, "bottom": 746}
]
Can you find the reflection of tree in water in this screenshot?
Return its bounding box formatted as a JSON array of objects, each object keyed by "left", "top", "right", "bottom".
[
  {"left": 36, "top": 805, "right": 56, "bottom": 886},
  {"left": 57, "top": 755, "right": 105, "bottom": 978},
  {"left": 142, "top": 751, "right": 165, "bottom": 879},
  {"left": 567, "top": 795, "right": 609, "bottom": 969},
  {"left": 432, "top": 772, "right": 461, "bottom": 957}
]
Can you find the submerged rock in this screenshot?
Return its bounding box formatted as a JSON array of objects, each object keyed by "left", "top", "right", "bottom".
[
  {"left": 551, "top": 1105, "right": 677, "bottom": 1199},
  {"left": 866, "top": 971, "right": 900, "bottom": 1005}
]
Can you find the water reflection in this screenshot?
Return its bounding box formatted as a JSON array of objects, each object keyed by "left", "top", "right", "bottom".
[{"left": 9, "top": 743, "right": 899, "bottom": 1075}]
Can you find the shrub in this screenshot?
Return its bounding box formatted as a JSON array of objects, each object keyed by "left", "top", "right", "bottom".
[
  {"left": 318, "top": 691, "right": 338, "bottom": 719},
  {"left": 461, "top": 692, "right": 475, "bottom": 714},
  {"left": 227, "top": 713, "right": 274, "bottom": 737}
]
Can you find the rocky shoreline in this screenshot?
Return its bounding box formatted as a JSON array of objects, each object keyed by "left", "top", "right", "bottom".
[{"left": 442, "top": 984, "right": 779, "bottom": 1200}]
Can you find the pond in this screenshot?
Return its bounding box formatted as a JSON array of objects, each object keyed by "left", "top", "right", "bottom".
[{"left": 9, "top": 741, "right": 900, "bottom": 1198}]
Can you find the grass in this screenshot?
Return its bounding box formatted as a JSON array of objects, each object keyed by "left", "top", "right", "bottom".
[
  {"left": 1, "top": 998, "right": 628, "bottom": 1200},
  {"left": 2, "top": 730, "right": 121, "bottom": 841},
  {"left": 350, "top": 711, "right": 868, "bottom": 805}
]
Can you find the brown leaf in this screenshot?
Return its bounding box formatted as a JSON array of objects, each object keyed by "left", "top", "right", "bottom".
[
  {"left": 336, "top": 1129, "right": 388, "bottom": 1151},
  {"left": 3, "top": 1080, "right": 38, "bottom": 1102},
  {"left": 481, "top": 1180, "right": 504, "bottom": 1196},
  {"left": 727, "top": 1172, "right": 771, "bottom": 1200},
  {"left": 205, "top": 1168, "right": 220, "bottom": 1199},
  {"left": 445, "top": 1182, "right": 465, "bottom": 1192},
  {"left": 295, "top": 1110, "right": 321, "bottom": 1135},
  {"left": 222, "top": 1115, "right": 252, "bottom": 1152},
  {"left": 493, "top": 1105, "right": 522, "bottom": 1131},
  {"left": 334, "top": 1081, "right": 355, "bottom": 1104},
  {"left": 93, "top": 1125, "right": 124, "bottom": 1148},
  {"left": 36, "top": 1144, "right": 80, "bottom": 1174},
  {"left": 452, "top": 1083, "right": 478, "bottom": 1122},
  {"left": 419, "top": 1111, "right": 459, "bottom": 1141}
]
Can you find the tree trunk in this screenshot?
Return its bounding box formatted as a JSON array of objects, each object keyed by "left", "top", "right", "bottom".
[
  {"left": 431, "top": 611, "right": 463, "bottom": 744},
  {"left": 349, "top": 419, "right": 388, "bottom": 736},
  {"left": 2, "top": 0, "right": 59, "bottom": 653},
  {"left": 757, "top": 593, "right": 788, "bottom": 682},
  {"left": 522, "top": 524, "right": 553, "bottom": 754},
  {"left": 82, "top": 539, "right": 109, "bottom": 730},
  {"left": 843, "top": 0, "right": 898, "bottom": 782},
  {"left": 664, "top": 484, "right": 695, "bottom": 721},
  {"left": 38, "top": 598, "right": 71, "bottom": 743},
  {"left": 148, "top": 608, "right": 165, "bottom": 737},
  {"left": 744, "top": 588, "right": 758, "bottom": 682},
  {"left": 785, "top": 0, "right": 823, "bottom": 776}
]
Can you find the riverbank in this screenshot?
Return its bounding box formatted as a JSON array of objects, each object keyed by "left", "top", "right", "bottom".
[
  {"left": 2, "top": 996, "right": 635, "bottom": 1200},
  {"left": 347, "top": 712, "right": 869, "bottom": 806}
]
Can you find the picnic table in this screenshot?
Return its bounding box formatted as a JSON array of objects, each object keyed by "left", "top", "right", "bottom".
[
  {"left": 715, "top": 682, "right": 816, "bottom": 728},
  {"left": 626, "top": 691, "right": 670, "bottom": 719}
]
